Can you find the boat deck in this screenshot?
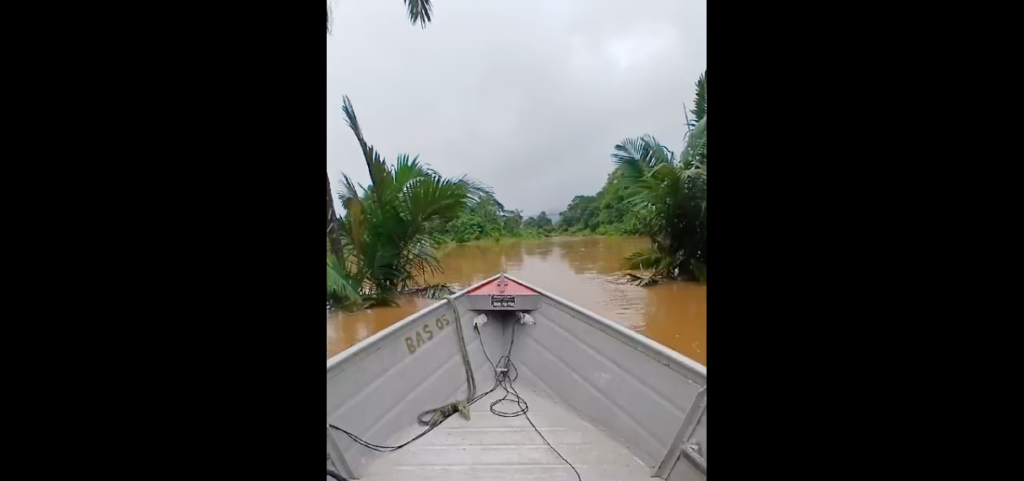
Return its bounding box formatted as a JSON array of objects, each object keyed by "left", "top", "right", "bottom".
[{"left": 357, "top": 386, "right": 653, "bottom": 481}]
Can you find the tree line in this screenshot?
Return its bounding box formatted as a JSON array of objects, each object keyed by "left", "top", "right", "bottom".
[
  {"left": 328, "top": 6, "right": 705, "bottom": 309},
  {"left": 436, "top": 70, "right": 706, "bottom": 274},
  {"left": 616, "top": 71, "right": 706, "bottom": 285},
  {"left": 328, "top": 71, "right": 706, "bottom": 308},
  {"left": 430, "top": 173, "right": 640, "bottom": 244}
]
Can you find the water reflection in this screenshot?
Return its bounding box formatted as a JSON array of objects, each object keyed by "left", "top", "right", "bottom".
[
  {"left": 562, "top": 236, "right": 640, "bottom": 275},
  {"left": 326, "top": 237, "right": 707, "bottom": 365}
]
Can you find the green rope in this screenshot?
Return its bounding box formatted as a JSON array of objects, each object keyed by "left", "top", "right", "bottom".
[{"left": 416, "top": 297, "right": 476, "bottom": 427}]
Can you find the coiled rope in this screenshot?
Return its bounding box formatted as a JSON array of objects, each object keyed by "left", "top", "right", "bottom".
[{"left": 476, "top": 322, "right": 582, "bottom": 481}]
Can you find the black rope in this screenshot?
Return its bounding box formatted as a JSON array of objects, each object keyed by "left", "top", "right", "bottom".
[
  {"left": 416, "top": 401, "right": 459, "bottom": 426},
  {"left": 476, "top": 322, "right": 581, "bottom": 481},
  {"left": 329, "top": 319, "right": 581, "bottom": 481},
  {"left": 328, "top": 323, "right": 499, "bottom": 453}
]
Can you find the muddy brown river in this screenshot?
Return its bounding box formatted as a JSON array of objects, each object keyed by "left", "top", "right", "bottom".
[{"left": 326, "top": 236, "right": 706, "bottom": 365}]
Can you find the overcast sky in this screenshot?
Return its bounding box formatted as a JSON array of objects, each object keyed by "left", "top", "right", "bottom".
[{"left": 327, "top": 0, "right": 706, "bottom": 217}]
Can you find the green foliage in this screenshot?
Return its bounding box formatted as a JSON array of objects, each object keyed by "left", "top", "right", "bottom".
[
  {"left": 558, "top": 195, "right": 600, "bottom": 231},
  {"left": 524, "top": 212, "right": 553, "bottom": 231},
  {"left": 435, "top": 169, "right": 649, "bottom": 241},
  {"left": 404, "top": 0, "right": 434, "bottom": 28},
  {"left": 442, "top": 196, "right": 516, "bottom": 243},
  {"left": 432, "top": 157, "right": 665, "bottom": 244},
  {"left": 404, "top": 283, "right": 456, "bottom": 299},
  {"left": 613, "top": 71, "right": 707, "bottom": 284},
  {"left": 501, "top": 209, "right": 523, "bottom": 235},
  {"left": 327, "top": 96, "right": 491, "bottom": 308},
  {"left": 624, "top": 246, "right": 672, "bottom": 272},
  {"left": 613, "top": 134, "right": 706, "bottom": 282},
  {"left": 439, "top": 195, "right": 565, "bottom": 243},
  {"left": 593, "top": 224, "right": 629, "bottom": 236},
  {"left": 327, "top": 237, "right": 365, "bottom": 310},
  {"left": 689, "top": 70, "right": 706, "bottom": 127},
  {"left": 518, "top": 227, "right": 547, "bottom": 239},
  {"left": 553, "top": 169, "right": 643, "bottom": 237}
]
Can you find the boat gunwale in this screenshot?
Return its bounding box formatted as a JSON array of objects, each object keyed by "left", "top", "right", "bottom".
[
  {"left": 327, "top": 273, "right": 707, "bottom": 385},
  {"left": 506, "top": 274, "right": 706, "bottom": 384},
  {"left": 327, "top": 273, "right": 503, "bottom": 373}
]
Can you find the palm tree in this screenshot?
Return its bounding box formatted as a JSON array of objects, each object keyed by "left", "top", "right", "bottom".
[
  {"left": 327, "top": 0, "right": 434, "bottom": 33},
  {"left": 614, "top": 136, "right": 706, "bottom": 283},
  {"left": 613, "top": 71, "right": 707, "bottom": 283},
  {"left": 688, "top": 71, "right": 706, "bottom": 128},
  {"left": 332, "top": 96, "right": 490, "bottom": 306},
  {"left": 327, "top": 236, "right": 364, "bottom": 309},
  {"left": 327, "top": 173, "right": 346, "bottom": 264},
  {"left": 326, "top": 1, "right": 437, "bottom": 304},
  {"left": 684, "top": 70, "right": 706, "bottom": 166}
]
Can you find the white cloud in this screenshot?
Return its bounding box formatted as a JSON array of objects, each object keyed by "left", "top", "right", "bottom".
[
  {"left": 605, "top": 27, "right": 678, "bottom": 71},
  {"left": 327, "top": 0, "right": 706, "bottom": 216}
]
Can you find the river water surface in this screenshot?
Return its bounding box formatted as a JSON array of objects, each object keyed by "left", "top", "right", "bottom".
[{"left": 326, "top": 236, "right": 706, "bottom": 365}]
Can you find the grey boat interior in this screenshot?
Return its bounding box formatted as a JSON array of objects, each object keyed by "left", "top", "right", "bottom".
[{"left": 327, "top": 274, "right": 707, "bottom": 480}]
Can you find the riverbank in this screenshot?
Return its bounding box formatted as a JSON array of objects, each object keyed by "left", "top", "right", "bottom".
[
  {"left": 436, "top": 232, "right": 633, "bottom": 252},
  {"left": 328, "top": 236, "right": 706, "bottom": 365}
]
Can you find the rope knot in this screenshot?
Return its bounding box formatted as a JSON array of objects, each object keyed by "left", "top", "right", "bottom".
[{"left": 417, "top": 400, "right": 470, "bottom": 427}]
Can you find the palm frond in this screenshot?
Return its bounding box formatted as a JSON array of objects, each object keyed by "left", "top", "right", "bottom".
[
  {"left": 451, "top": 175, "right": 493, "bottom": 205},
  {"left": 341, "top": 96, "right": 372, "bottom": 166},
  {"left": 624, "top": 247, "right": 671, "bottom": 272},
  {"left": 330, "top": 0, "right": 435, "bottom": 33},
  {"left": 337, "top": 174, "right": 363, "bottom": 210},
  {"left": 683, "top": 116, "right": 706, "bottom": 167},
  {"left": 342, "top": 97, "right": 401, "bottom": 208},
  {"left": 613, "top": 135, "right": 675, "bottom": 178},
  {"left": 333, "top": 95, "right": 496, "bottom": 309},
  {"left": 625, "top": 272, "right": 660, "bottom": 287},
  {"left": 327, "top": 254, "right": 364, "bottom": 309},
  {"left": 338, "top": 173, "right": 365, "bottom": 254},
  {"left": 401, "top": 240, "right": 444, "bottom": 287},
  {"left": 402, "top": 175, "right": 474, "bottom": 225},
  {"left": 612, "top": 136, "right": 647, "bottom": 167},
  {"left": 690, "top": 70, "right": 706, "bottom": 123},
  {"left": 404, "top": 283, "right": 456, "bottom": 299},
  {"left": 404, "top": 0, "right": 434, "bottom": 28},
  {"left": 393, "top": 154, "right": 435, "bottom": 193},
  {"left": 612, "top": 97, "right": 706, "bottom": 285},
  {"left": 682, "top": 101, "right": 693, "bottom": 135}
]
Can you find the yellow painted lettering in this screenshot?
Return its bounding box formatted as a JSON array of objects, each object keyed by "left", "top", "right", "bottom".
[{"left": 405, "top": 337, "right": 416, "bottom": 355}]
